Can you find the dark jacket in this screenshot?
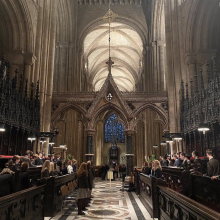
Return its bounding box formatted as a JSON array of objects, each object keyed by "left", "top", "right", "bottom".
[
  {"left": 10, "top": 163, "right": 20, "bottom": 172},
  {"left": 77, "top": 171, "right": 89, "bottom": 189},
  {"left": 153, "top": 168, "right": 162, "bottom": 178},
  {"left": 87, "top": 169, "right": 93, "bottom": 190},
  {"left": 144, "top": 167, "right": 151, "bottom": 175},
  {"left": 161, "top": 159, "right": 168, "bottom": 167},
  {"left": 207, "top": 158, "right": 220, "bottom": 177},
  {"left": 174, "top": 157, "right": 182, "bottom": 167},
  {"left": 0, "top": 173, "right": 15, "bottom": 197},
  {"left": 91, "top": 166, "right": 95, "bottom": 180},
  {"left": 35, "top": 157, "right": 43, "bottom": 166},
  {"left": 19, "top": 169, "right": 30, "bottom": 191},
  {"left": 72, "top": 164, "right": 77, "bottom": 172},
  {"left": 41, "top": 168, "right": 49, "bottom": 178}
]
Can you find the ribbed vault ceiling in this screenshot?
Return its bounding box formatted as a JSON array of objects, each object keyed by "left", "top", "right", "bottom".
[{"left": 84, "top": 22, "right": 143, "bottom": 92}]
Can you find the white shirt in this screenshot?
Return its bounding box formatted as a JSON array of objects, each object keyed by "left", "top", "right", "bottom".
[{"left": 67, "top": 165, "right": 73, "bottom": 174}]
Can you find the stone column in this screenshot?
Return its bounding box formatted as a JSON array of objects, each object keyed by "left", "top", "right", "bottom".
[
  {"left": 125, "top": 130, "right": 135, "bottom": 176},
  {"left": 85, "top": 130, "right": 95, "bottom": 162}
]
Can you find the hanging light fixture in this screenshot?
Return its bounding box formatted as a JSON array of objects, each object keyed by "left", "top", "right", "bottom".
[
  {"left": 160, "top": 141, "right": 166, "bottom": 146},
  {"left": 166, "top": 138, "right": 173, "bottom": 143},
  {"left": 60, "top": 143, "right": 65, "bottom": 147},
  {"left": 0, "top": 123, "right": 5, "bottom": 132},
  {"left": 28, "top": 134, "right": 36, "bottom": 141},
  {"left": 198, "top": 123, "right": 210, "bottom": 135},
  {"left": 40, "top": 137, "right": 46, "bottom": 143},
  {"left": 153, "top": 144, "right": 158, "bottom": 148},
  {"left": 49, "top": 137, "right": 55, "bottom": 145},
  {"left": 173, "top": 134, "right": 182, "bottom": 142}
]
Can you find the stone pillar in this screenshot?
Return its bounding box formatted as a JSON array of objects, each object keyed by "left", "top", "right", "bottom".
[
  {"left": 125, "top": 130, "right": 135, "bottom": 176},
  {"left": 85, "top": 130, "right": 95, "bottom": 162}
]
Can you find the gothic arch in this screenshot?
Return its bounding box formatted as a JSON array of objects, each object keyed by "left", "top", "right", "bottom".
[
  {"left": 51, "top": 103, "right": 87, "bottom": 128},
  {"left": 0, "top": 0, "right": 36, "bottom": 53},
  {"left": 134, "top": 103, "right": 169, "bottom": 131}
]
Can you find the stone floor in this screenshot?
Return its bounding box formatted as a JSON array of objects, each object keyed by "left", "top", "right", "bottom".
[{"left": 46, "top": 179, "right": 155, "bottom": 220}]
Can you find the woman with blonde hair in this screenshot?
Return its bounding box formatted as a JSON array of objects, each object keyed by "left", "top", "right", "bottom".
[
  {"left": 41, "top": 160, "right": 50, "bottom": 178},
  {"left": 152, "top": 160, "right": 162, "bottom": 178},
  {"left": 76, "top": 162, "right": 89, "bottom": 215}
]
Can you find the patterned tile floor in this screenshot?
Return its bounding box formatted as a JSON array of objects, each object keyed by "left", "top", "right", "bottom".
[{"left": 46, "top": 178, "right": 155, "bottom": 220}]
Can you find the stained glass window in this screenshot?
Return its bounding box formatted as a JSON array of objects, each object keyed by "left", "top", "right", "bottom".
[{"left": 105, "top": 114, "right": 124, "bottom": 143}]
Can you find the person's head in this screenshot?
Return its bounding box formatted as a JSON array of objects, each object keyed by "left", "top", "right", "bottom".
[
  {"left": 192, "top": 150, "right": 199, "bottom": 158},
  {"left": 180, "top": 153, "right": 185, "bottom": 160},
  {"left": 206, "top": 149, "right": 213, "bottom": 158},
  {"left": 51, "top": 155, "right": 54, "bottom": 160},
  {"left": 148, "top": 162, "right": 153, "bottom": 168},
  {"left": 26, "top": 150, "right": 31, "bottom": 158},
  {"left": 144, "top": 162, "right": 148, "bottom": 167},
  {"left": 50, "top": 162, "right": 55, "bottom": 172},
  {"left": 39, "top": 152, "right": 43, "bottom": 158},
  {"left": 72, "top": 159, "right": 76, "bottom": 164},
  {"left": 173, "top": 154, "right": 177, "bottom": 160},
  {"left": 77, "top": 162, "right": 88, "bottom": 177},
  {"left": 13, "top": 155, "right": 20, "bottom": 163},
  {"left": 41, "top": 160, "right": 50, "bottom": 173},
  {"left": 153, "top": 160, "right": 162, "bottom": 171},
  {"left": 67, "top": 160, "right": 72, "bottom": 166},
  {"left": 33, "top": 154, "right": 39, "bottom": 160},
  {"left": 21, "top": 162, "right": 29, "bottom": 171}
]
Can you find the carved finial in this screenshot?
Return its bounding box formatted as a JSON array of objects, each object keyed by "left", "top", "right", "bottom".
[
  {"left": 212, "top": 56, "right": 217, "bottom": 77},
  {"left": 194, "top": 74, "right": 199, "bottom": 94},
  {"left": 206, "top": 60, "right": 211, "bottom": 83},
  {"left": 30, "top": 83, "right": 34, "bottom": 100},
  {"left": 35, "top": 80, "right": 39, "bottom": 100},
  {"left": 185, "top": 83, "right": 189, "bottom": 100},
  {"left": 19, "top": 74, "right": 23, "bottom": 93},
  {"left": 25, "top": 79, "right": 28, "bottom": 96},
  {"left": 190, "top": 78, "right": 194, "bottom": 98},
  {"left": 200, "top": 69, "right": 204, "bottom": 90},
  {"left": 181, "top": 79, "right": 185, "bottom": 100}
]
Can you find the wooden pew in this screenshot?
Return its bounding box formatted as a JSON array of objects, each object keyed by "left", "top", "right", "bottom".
[
  {"left": 137, "top": 172, "right": 167, "bottom": 218},
  {"left": 191, "top": 174, "right": 220, "bottom": 213},
  {"left": 0, "top": 185, "right": 45, "bottom": 220},
  {"left": 158, "top": 185, "right": 220, "bottom": 220},
  {"left": 43, "top": 173, "right": 76, "bottom": 217}
]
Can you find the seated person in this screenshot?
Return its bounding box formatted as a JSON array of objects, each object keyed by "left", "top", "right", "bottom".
[
  {"left": 10, "top": 155, "right": 20, "bottom": 172},
  {"left": 67, "top": 161, "right": 73, "bottom": 174},
  {"left": 41, "top": 160, "right": 51, "bottom": 178},
  {"left": 0, "top": 163, "right": 15, "bottom": 197},
  {"left": 161, "top": 156, "right": 168, "bottom": 167},
  {"left": 206, "top": 149, "right": 220, "bottom": 177},
  {"left": 152, "top": 160, "right": 162, "bottom": 178},
  {"left": 19, "top": 162, "right": 30, "bottom": 191}
]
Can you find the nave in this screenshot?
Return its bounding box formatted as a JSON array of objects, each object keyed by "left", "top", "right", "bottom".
[{"left": 48, "top": 179, "right": 152, "bottom": 220}]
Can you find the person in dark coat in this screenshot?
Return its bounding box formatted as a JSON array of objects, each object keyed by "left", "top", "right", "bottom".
[
  {"left": 76, "top": 162, "right": 89, "bottom": 215},
  {"left": 10, "top": 155, "right": 20, "bottom": 172},
  {"left": 0, "top": 166, "right": 15, "bottom": 197},
  {"left": 87, "top": 163, "right": 93, "bottom": 205},
  {"left": 161, "top": 156, "right": 168, "bottom": 167},
  {"left": 34, "top": 154, "right": 43, "bottom": 166},
  {"left": 19, "top": 162, "right": 30, "bottom": 191},
  {"left": 72, "top": 160, "right": 77, "bottom": 172},
  {"left": 152, "top": 160, "right": 162, "bottom": 178},
  {"left": 41, "top": 160, "right": 50, "bottom": 178},
  {"left": 206, "top": 149, "right": 220, "bottom": 177},
  {"left": 100, "top": 164, "right": 105, "bottom": 180}
]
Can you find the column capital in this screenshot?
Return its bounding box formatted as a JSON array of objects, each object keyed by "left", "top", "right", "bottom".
[
  {"left": 86, "top": 129, "right": 96, "bottom": 136},
  {"left": 124, "top": 129, "right": 135, "bottom": 136}
]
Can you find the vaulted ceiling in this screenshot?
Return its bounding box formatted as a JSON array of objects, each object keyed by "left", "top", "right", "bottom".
[{"left": 83, "top": 22, "right": 143, "bottom": 92}]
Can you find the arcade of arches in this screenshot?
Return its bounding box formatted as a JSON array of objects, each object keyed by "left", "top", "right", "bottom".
[{"left": 0, "top": 0, "right": 220, "bottom": 168}]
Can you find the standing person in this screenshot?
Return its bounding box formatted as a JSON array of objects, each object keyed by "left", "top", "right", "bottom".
[
  {"left": 19, "top": 162, "right": 30, "bottom": 191},
  {"left": 206, "top": 149, "right": 220, "bottom": 177},
  {"left": 34, "top": 154, "right": 43, "bottom": 166},
  {"left": 50, "top": 155, "right": 55, "bottom": 162},
  {"left": 152, "top": 160, "right": 162, "bottom": 178},
  {"left": 87, "top": 162, "right": 93, "bottom": 205},
  {"left": 76, "top": 162, "right": 89, "bottom": 215},
  {"left": 72, "top": 160, "right": 77, "bottom": 172},
  {"left": 38, "top": 152, "right": 44, "bottom": 165},
  {"left": 50, "top": 162, "right": 55, "bottom": 176},
  {"left": 67, "top": 161, "right": 73, "bottom": 174},
  {"left": 41, "top": 160, "right": 51, "bottom": 178}
]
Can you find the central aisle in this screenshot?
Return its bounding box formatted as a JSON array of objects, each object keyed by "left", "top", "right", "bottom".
[{"left": 50, "top": 179, "right": 154, "bottom": 220}]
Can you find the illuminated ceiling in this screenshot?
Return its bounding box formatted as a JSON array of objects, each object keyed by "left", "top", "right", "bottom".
[{"left": 83, "top": 22, "right": 143, "bottom": 92}]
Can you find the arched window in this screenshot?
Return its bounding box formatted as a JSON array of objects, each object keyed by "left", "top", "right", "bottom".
[{"left": 104, "top": 114, "right": 124, "bottom": 143}]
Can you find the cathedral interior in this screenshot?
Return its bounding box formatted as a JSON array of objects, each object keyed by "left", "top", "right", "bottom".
[{"left": 0, "top": 0, "right": 220, "bottom": 219}]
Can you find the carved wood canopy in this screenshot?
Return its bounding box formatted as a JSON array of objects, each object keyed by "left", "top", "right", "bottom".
[{"left": 51, "top": 73, "right": 169, "bottom": 131}]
